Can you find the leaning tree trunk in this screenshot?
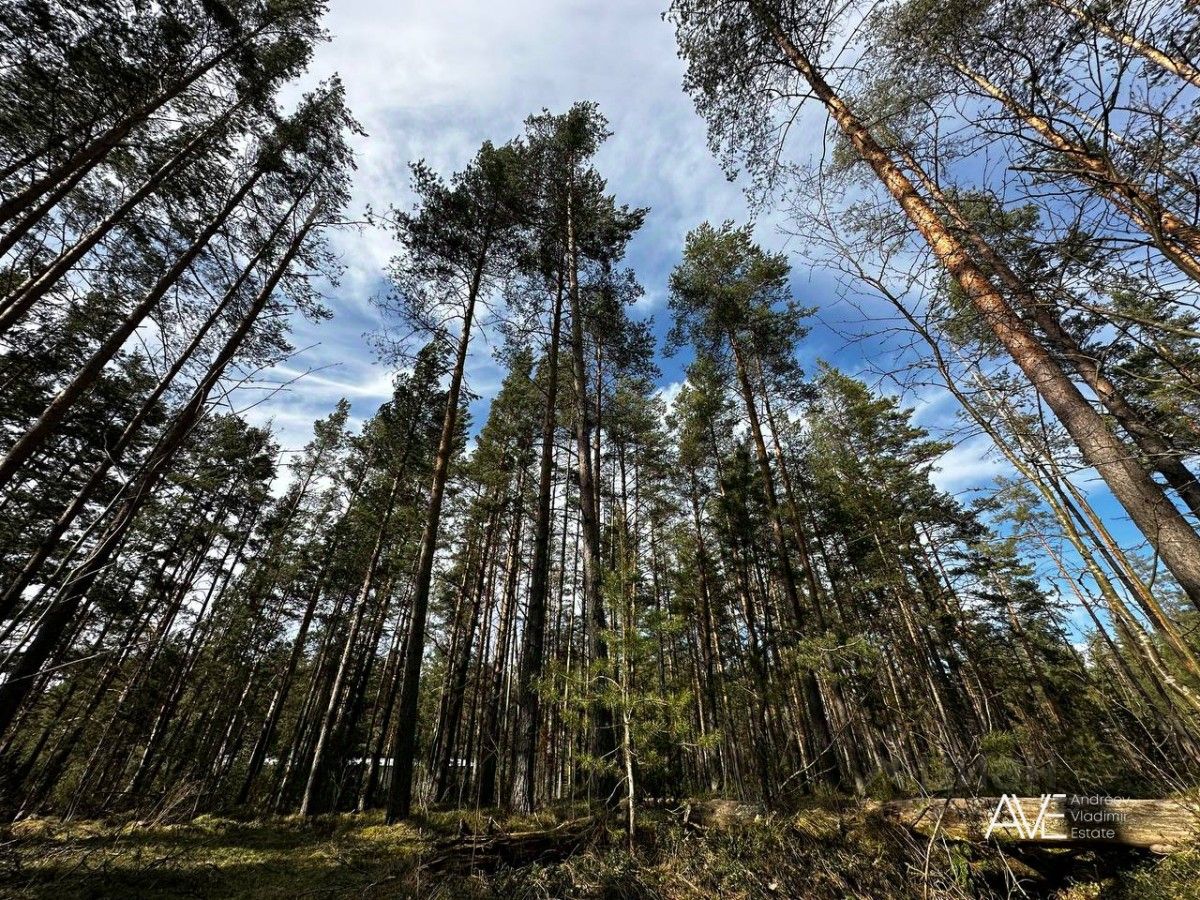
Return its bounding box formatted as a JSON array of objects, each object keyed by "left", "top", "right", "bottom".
[
  {"left": 0, "top": 184, "right": 304, "bottom": 621},
  {"left": 300, "top": 471, "right": 401, "bottom": 816},
  {"left": 0, "top": 102, "right": 242, "bottom": 336},
  {"left": 0, "top": 37, "right": 248, "bottom": 229},
  {"left": 236, "top": 499, "right": 364, "bottom": 806},
  {"left": 0, "top": 162, "right": 89, "bottom": 266},
  {"left": 948, "top": 57, "right": 1200, "bottom": 284},
  {"left": 757, "top": 5, "right": 1200, "bottom": 610},
  {"left": 1047, "top": 0, "right": 1200, "bottom": 88},
  {"left": 0, "top": 165, "right": 266, "bottom": 494},
  {"left": 900, "top": 150, "right": 1200, "bottom": 519},
  {"left": 0, "top": 204, "right": 317, "bottom": 736}
]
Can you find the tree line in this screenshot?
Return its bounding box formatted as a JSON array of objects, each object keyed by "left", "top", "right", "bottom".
[{"left": 1, "top": 0, "right": 1198, "bottom": 838}]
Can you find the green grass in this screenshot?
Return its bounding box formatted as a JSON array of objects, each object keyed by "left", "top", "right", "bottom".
[
  {"left": 1, "top": 812, "right": 429, "bottom": 898},
  {"left": 1, "top": 801, "right": 1195, "bottom": 899}
]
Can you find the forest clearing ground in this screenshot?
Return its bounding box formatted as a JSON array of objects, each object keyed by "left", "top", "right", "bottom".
[{"left": 2, "top": 798, "right": 1199, "bottom": 899}]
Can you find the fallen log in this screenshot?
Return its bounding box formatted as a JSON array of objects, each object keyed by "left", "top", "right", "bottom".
[
  {"left": 421, "top": 816, "right": 598, "bottom": 874},
  {"left": 624, "top": 801, "right": 763, "bottom": 830},
  {"left": 677, "top": 798, "right": 767, "bottom": 828},
  {"left": 634, "top": 797, "right": 767, "bottom": 828},
  {"left": 881, "top": 796, "right": 1199, "bottom": 853}
]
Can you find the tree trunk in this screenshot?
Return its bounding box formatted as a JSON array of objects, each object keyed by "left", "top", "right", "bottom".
[
  {"left": 897, "top": 299, "right": 1200, "bottom": 714},
  {"left": 432, "top": 510, "right": 497, "bottom": 802},
  {"left": 0, "top": 185, "right": 304, "bottom": 621},
  {"left": 479, "top": 471, "right": 525, "bottom": 807},
  {"left": 1048, "top": 0, "right": 1200, "bottom": 88},
  {"left": 510, "top": 269, "right": 564, "bottom": 812},
  {"left": 0, "top": 205, "right": 316, "bottom": 736},
  {"left": 728, "top": 334, "right": 839, "bottom": 788},
  {"left": 758, "top": 8, "right": 1200, "bottom": 609},
  {"left": 385, "top": 245, "right": 488, "bottom": 823},
  {"left": 300, "top": 471, "right": 401, "bottom": 815},
  {"left": 0, "top": 161, "right": 89, "bottom": 266},
  {"left": 949, "top": 57, "right": 1200, "bottom": 284},
  {"left": 0, "top": 166, "right": 266, "bottom": 494},
  {"left": 884, "top": 796, "right": 1199, "bottom": 852},
  {"left": 0, "top": 103, "right": 241, "bottom": 335},
  {"left": 563, "top": 194, "right": 617, "bottom": 799},
  {"left": 901, "top": 150, "right": 1200, "bottom": 519},
  {"left": 0, "top": 39, "right": 246, "bottom": 229}
]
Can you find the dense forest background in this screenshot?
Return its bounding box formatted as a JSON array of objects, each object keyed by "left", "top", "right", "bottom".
[{"left": 1, "top": 0, "right": 1199, "bottom": 857}]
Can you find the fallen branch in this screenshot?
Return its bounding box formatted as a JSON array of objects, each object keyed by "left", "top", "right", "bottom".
[{"left": 421, "top": 816, "right": 598, "bottom": 874}]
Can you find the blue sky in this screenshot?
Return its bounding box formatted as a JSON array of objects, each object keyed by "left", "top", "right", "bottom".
[
  {"left": 222, "top": 0, "right": 1194, "bottom": 641},
  {"left": 243, "top": 0, "right": 1008, "bottom": 499}
]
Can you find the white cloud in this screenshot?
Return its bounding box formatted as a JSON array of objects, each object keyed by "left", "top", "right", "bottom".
[
  {"left": 928, "top": 433, "right": 1008, "bottom": 494},
  {"left": 256, "top": 0, "right": 767, "bottom": 447},
  {"left": 656, "top": 379, "right": 683, "bottom": 418}
]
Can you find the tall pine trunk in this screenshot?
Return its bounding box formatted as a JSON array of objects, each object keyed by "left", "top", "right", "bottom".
[
  {"left": 948, "top": 57, "right": 1200, "bottom": 283},
  {"left": 300, "top": 472, "right": 401, "bottom": 815},
  {"left": 0, "top": 186, "right": 304, "bottom": 620},
  {"left": 509, "top": 270, "right": 564, "bottom": 811},
  {"left": 0, "top": 103, "right": 242, "bottom": 335},
  {"left": 1047, "top": 0, "right": 1200, "bottom": 87},
  {"left": 0, "top": 38, "right": 248, "bottom": 228},
  {"left": 563, "top": 195, "right": 617, "bottom": 799},
  {"left": 728, "top": 335, "right": 840, "bottom": 788},
  {"left": 757, "top": 6, "right": 1200, "bottom": 609},
  {"left": 899, "top": 150, "right": 1200, "bottom": 518},
  {"left": 0, "top": 204, "right": 317, "bottom": 736},
  {"left": 385, "top": 248, "right": 488, "bottom": 823},
  {"left": 0, "top": 166, "right": 266, "bottom": 493}
]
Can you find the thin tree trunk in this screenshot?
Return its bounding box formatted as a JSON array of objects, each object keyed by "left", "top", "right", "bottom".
[
  {"left": 0, "top": 166, "right": 266, "bottom": 493},
  {"left": 479, "top": 471, "right": 526, "bottom": 807},
  {"left": 432, "top": 509, "right": 498, "bottom": 801},
  {"left": 949, "top": 57, "right": 1200, "bottom": 283},
  {"left": 900, "top": 299, "right": 1200, "bottom": 714},
  {"left": 510, "top": 269, "right": 564, "bottom": 811},
  {"left": 0, "top": 204, "right": 317, "bottom": 736},
  {"left": 0, "top": 185, "right": 304, "bottom": 621},
  {"left": 0, "top": 161, "right": 89, "bottom": 266},
  {"left": 385, "top": 241, "right": 489, "bottom": 823},
  {"left": 0, "top": 39, "right": 248, "bottom": 228},
  {"left": 300, "top": 472, "right": 402, "bottom": 815},
  {"left": 0, "top": 103, "right": 242, "bottom": 334},
  {"left": 728, "top": 334, "right": 839, "bottom": 788}
]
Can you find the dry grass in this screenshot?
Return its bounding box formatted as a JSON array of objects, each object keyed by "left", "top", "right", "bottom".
[{"left": 0, "top": 800, "right": 1195, "bottom": 898}]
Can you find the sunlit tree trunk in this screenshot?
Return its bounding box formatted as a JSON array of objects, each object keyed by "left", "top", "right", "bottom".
[{"left": 756, "top": 5, "right": 1200, "bottom": 608}]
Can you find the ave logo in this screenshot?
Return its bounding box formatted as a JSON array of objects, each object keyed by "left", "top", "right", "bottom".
[{"left": 985, "top": 794, "right": 1067, "bottom": 840}]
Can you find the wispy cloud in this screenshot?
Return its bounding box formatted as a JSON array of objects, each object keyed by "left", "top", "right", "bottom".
[{"left": 257, "top": 1, "right": 1011, "bottom": 502}]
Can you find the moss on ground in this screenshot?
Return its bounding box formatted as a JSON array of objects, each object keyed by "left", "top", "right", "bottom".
[
  {"left": 0, "top": 801, "right": 1194, "bottom": 898},
  {"left": 2, "top": 812, "right": 423, "bottom": 898}
]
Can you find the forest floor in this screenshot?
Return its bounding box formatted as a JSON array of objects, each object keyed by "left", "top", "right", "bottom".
[{"left": 1, "top": 798, "right": 1197, "bottom": 899}]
